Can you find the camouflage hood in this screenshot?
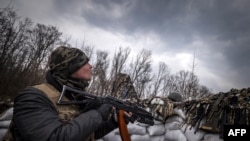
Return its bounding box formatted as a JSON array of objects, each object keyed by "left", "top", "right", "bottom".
[{"left": 47, "top": 46, "right": 89, "bottom": 90}]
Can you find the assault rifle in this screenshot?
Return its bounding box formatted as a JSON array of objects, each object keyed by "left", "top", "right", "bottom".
[{"left": 57, "top": 85, "right": 154, "bottom": 141}]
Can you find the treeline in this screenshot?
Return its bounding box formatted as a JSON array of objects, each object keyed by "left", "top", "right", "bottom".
[{"left": 0, "top": 7, "right": 211, "bottom": 102}]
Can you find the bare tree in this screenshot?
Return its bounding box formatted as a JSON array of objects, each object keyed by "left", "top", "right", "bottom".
[
  {"left": 128, "top": 49, "right": 152, "bottom": 98},
  {"left": 198, "top": 85, "right": 211, "bottom": 98},
  {"left": 110, "top": 47, "right": 130, "bottom": 78},
  {"left": 0, "top": 7, "right": 62, "bottom": 100},
  {"left": 185, "top": 49, "right": 199, "bottom": 100},
  {"left": 0, "top": 7, "right": 32, "bottom": 100},
  {"left": 177, "top": 70, "right": 189, "bottom": 94},
  {"left": 79, "top": 40, "right": 94, "bottom": 60},
  {"left": 22, "top": 24, "right": 62, "bottom": 83},
  {"left": 151, "top": 62, "right": 170, "bottom": 96},
  {"left": 88, "top": 50, "right": 110, "bottom": 96},
  {"left": 0, "top": 7, "right": 214, "bottom": 102}
]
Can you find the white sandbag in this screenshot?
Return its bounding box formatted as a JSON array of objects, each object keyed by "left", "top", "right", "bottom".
[
  {"left": 181, "top": 125, "right": 205, "bottom": 141},
  {"left": 153, "top": 119, "right": 164, "bottom": 125},
  {"left": 102, "top": 131, "right": 122, "bottom": 141},
  {"left": 113, "top": 123, "right": 147, "bottom": 135},
  {"left": 151, "top": 98, "right": 164, "bottom": 105},
  {"left": 147, "top": 124, "right": 165, "bottom": 136},
  {"left": 127, "top": 123, "right": 147, "bottom": 135},
  {"left": 134, "top": 121, "right": 150, "bottom": 127},
  {"left": 0, "top": 129, "right": 8, "bottom": 141},
  {"left": 173, "top": 108, "right": 186, "bottom": 119},
  {"left": 165, "top": 121, "right": 181, "bottom": 130},
  {"left": 112, "top": 128, "right": 119, "bottom": 134},
  {"left": 151, "top": 113, "right": 164, "bottom": 123},
  {"left": 149, "top": 135, "right": 165, "bottom": 141},
  {"left": 0, "top": 120, "right": 11, "bottom": 128},
  {"left": 131, "top": 134, "right": 151, "bottom": 141},
  {"left": 165, "top": 115, "right": 184, "bottom": 124},
  {"left": 203, "top": 133, "right": 223, "bottom": 141},
  {"left": 165, "top": 129, "right": 187, "bottom": 141},
  {"left": 0, "top": 107, "right": 13, "bottom": 121}
]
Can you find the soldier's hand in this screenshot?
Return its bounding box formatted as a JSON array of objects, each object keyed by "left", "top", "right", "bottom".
[
  {"left": 124, "top": 111, "right": 133, "bottom": 124},
  {"left": 112, "top": 109, "right": 133, "bottom": 124},
  {"left": 96, "top": 104, "right": 113, "bottom": 121}
]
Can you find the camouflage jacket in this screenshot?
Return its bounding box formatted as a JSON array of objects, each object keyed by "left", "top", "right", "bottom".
[{"left": 7, "top": 82, "right": 117, "bottom": 141}]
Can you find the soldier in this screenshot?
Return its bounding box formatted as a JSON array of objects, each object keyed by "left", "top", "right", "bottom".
[{"left": 4, "top": 46, "right": 131, "bottom": 141}]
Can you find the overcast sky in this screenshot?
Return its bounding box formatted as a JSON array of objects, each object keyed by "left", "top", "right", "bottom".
[{"left": 1, "top": 0, "right": 250, "bottom": 93}]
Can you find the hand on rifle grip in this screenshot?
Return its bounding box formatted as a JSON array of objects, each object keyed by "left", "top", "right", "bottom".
[
  {"left": 124, "top": 111, "right": 133, "bottom": 124},
  {"left": 97, "top": 104, "right": 113, "bottom": 121},
  {"left": 114, "top": 110, "right": 133, "bottom": 124}
]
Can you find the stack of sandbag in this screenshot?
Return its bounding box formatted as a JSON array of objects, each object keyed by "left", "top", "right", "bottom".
[
  {"left": 97, "top": 106, "right": 187, "bottom": 141},
  {"left": 97, "top": 95, "right": 187, "bottom": 141},
  {"left": 97, "top": 94, "right": 225, "bottom": 141}
]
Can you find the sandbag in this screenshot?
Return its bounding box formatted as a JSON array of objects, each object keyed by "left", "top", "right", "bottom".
[
  {"left": 114, "top": 123, "right": 147, "bottom": 135},
  {"left": 131, "top": 134, "right": 151, "bottom": 141},
  {"left": 147, "top": 124, "right": 165, "bottom": 136},
  {"left": 165, "top": 129, "right": 187, "bottom": 141},
  {"left": 0, "top": 107, "right": 13, "bottom": 121},
  {"left": 0, "top": 120, "right": 11, "bottom": 128},
  {"left": 203, "top": 134, "right": 223, "bottom": 141},
  {"left": 165, "top": 121, "right": 181, "bottom": 130}
]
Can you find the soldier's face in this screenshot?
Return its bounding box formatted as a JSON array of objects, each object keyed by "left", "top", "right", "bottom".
[{"left": 71, "top": 62, "right": 92, "bottom": 81}]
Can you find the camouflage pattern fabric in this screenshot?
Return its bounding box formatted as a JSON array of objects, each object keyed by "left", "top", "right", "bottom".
[
  {"left": 112, "top": 73, "right": 250, "bottom": 130},
  {"left": 33, "top": 83, "right": 95, "bottom": 141},
  {"left": 49, "top": 46, "right": 89, "bottom": 74},
  {"left": 111, "top": 73, "right": 138, "bottom": 99},
  {"left": 111, "top": 73, "right": 178, "bottom": 123},
  {"left": 145, "top": 97, "right": 175, "bottom": 122},
  {"left": 48, "top": 46, "right": 89, "bottom": 90}
]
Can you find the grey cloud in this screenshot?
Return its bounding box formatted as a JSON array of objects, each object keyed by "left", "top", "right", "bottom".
[
  {"left": 1, "top": 0, "right": 250, "bottom": 91},
  {"left": 51, "top": 0, "right": 250, "bottom": 90}
]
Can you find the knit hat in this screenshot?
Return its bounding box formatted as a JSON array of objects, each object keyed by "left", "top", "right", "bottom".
[
  {"left": 49, "top": 46, "right": 89, "bottom": 75},
  {"left": 47, "top": 46, "right": 90, "bottom": 90}
]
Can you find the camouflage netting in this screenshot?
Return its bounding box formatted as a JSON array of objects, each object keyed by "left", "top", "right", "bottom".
[
  {"left": 117, "top": 75, "right": 250, "bottom": 134},
  {"left": 111, "top": 73, "right": 138, "bottom": 99},
  {"left": 183, "top": 87, "right": 250, "bottom": 133},
  {"left": 132, "top": 97, "right": 175, "bottom": 121},
  {"left": 111, "top": 73, "right": 180, "bottom": 122},
  {"left": 121, "top": 96, "right": 181, "bottom": 123}
]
